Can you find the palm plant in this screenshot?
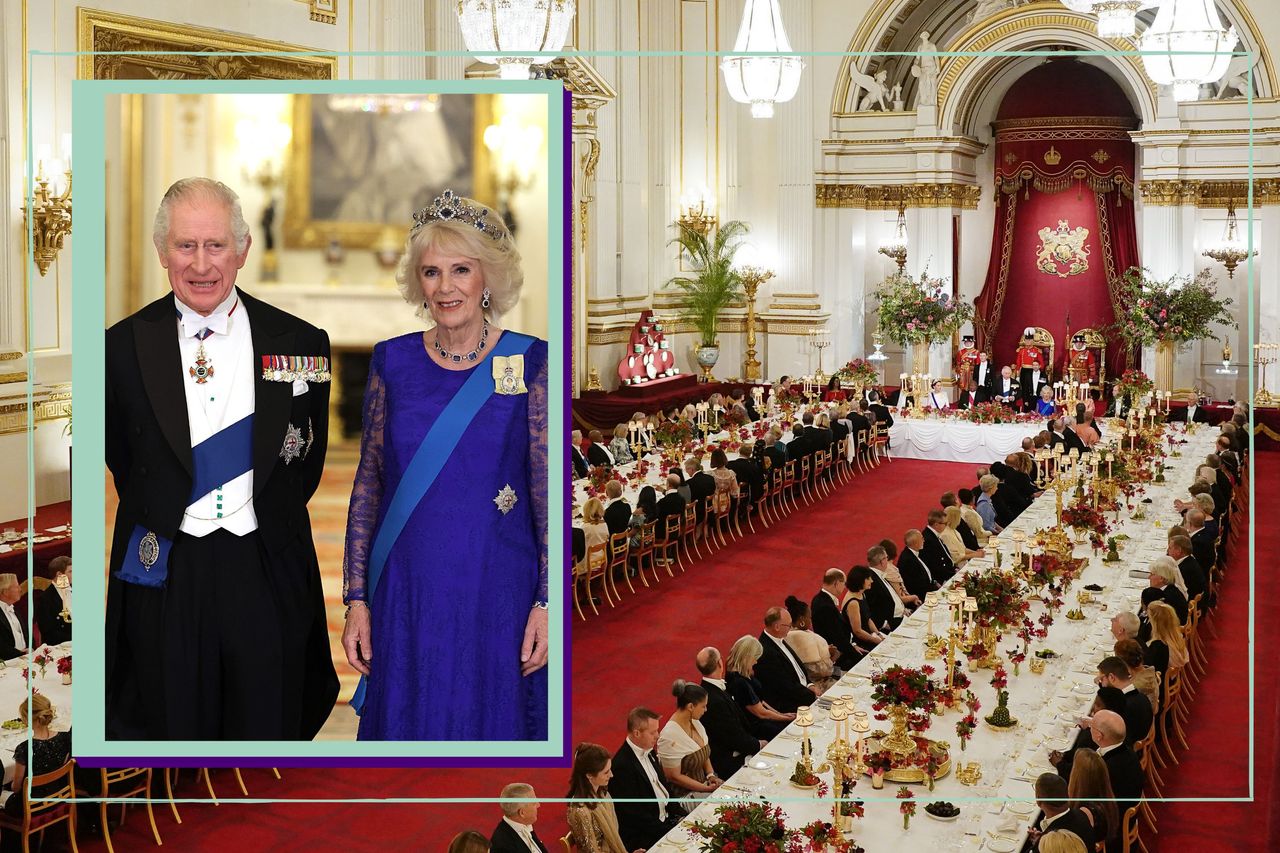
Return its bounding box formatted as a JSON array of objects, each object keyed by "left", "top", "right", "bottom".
[{"left": 665, "top": 219, "right": 750, "bottom": 347}]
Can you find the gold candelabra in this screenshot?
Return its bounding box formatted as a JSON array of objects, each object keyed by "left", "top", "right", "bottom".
[
  {"left": 898, "top": 372, "right": 932, "bottom": 417},
  {"left": 738, "top": 266, "right": 773, "bottom": 383},
  {"left": 24, "top": 161, "right": 73, "bottom": 276},
  {"left": 825, "top": 699, "right": 868, "bottom": 833},
  {"left": 678, "top": 193, "right": 717, "bottom": 237},
  {"left": 1255, "top": 343, "right": 1278, "bottom": 405}
]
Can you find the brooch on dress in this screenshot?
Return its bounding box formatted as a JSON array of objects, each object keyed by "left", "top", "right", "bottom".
[
  {"left": 492, "top": 355, "right": 528, "bottom": 395},
  {"left": 493, "top": 484, "right": 518, "bottom": 515},
  {"left": 139, "top": 531, "right": 160, "bottom": 571},
  {"left": 262, "top": 355, "right": 332, "bottom": 383},
  {"left": 280, "top": 423, "right": 304, "bottom": 464}
]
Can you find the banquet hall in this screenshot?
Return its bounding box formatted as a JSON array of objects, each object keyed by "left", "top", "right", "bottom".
[{"left": 3, "top": 0, "right": 1277, "bottom": 851}]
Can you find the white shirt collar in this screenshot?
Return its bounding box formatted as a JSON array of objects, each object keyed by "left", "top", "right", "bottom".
[
  {"left": 704, "top": 677, "right": 726, "bottom": 690},
  {"left": 823, "top": 588, "right": 841, "bottom": 605},
  {"left": 175, "top": 288, "right": 240, "bottom": 337},
  {"left": 626, "top": 736, "right": 654, "bottom": 762},
  {"left": 1096, "top": 741, "right": 1121, "bottom": 757},
  {"left": 1041, "top": 809, "right": 1068, "bottom": 829},
  {"left": 1121, "top": 682, "right": 1136, "bottom": 693},
  {"left": 501, "top": 817, "right": 538, "bottom": 849}
]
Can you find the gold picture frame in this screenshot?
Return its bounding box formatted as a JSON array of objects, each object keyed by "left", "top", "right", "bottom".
[
  {"left": 76, "top": 8, "right": 338, "bottom": 81},
  {"left": 282, "top": 94, "right": 496, "bottom": 250}
]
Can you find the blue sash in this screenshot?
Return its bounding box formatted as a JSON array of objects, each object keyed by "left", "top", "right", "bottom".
[
  {"left": 115, "top": 414, "right": 255, "bottom": 588},
  {"left": 351, "top": 332, "right": 535, "bottom": 715}
]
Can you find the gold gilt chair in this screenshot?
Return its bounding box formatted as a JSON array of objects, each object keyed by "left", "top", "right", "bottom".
[
  {"left": 0, "top": 760, "right": 77, "bottom": 853},
  {"left": 94, "top": 767, "right": 162, "bottom": 853}
]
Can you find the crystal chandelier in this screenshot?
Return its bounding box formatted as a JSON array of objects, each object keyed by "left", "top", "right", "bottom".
[
  {"left": 1201, "top": 197, "right": 1256, "bottom": 279},
  {"left": 721, "top": 0, "right": 804, "bottom": 118},
  {"left": 1139, "top": 0, "right": 1237, "bottom": 101},
  {"left": 877, "top": 202, "right": 908, "bottom": 272},
  {"left": 327, "top": 93, "right": 441, "bottom": 114},
  {"left": 455, "top": 0, "right": 577, "bottom": 80},
  {"left": 1059, "top": 1, "right": 1159, "bottom": 40}
]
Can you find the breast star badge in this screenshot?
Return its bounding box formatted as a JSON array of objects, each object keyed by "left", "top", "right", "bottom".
[{"left": 493, "top": 484, "right": 518, "bottom": 515}]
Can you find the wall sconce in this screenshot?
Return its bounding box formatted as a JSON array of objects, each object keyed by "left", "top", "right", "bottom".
[
  {"left": 483, "top": 112, "right": 545, "bottom": 235},
  {"left": 678, "top": 186, "right": 717, "bottom": 237},
  {"left": 235, "top": 115, "right": 293, "bottom": 281},
  {"left": 23, "top": 137, "right": 73, "bottom": 277}
]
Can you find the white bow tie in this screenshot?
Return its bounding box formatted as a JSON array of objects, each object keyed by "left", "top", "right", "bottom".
[{"left": 181, "top": 311, "right": 231, "bottom": 338}]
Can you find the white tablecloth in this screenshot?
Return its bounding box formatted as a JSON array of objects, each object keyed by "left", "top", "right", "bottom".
[
  {"left": 888, "top": 418, "right": 1042, "bottom": 463},
  {"left": 0, "top": 643, "right": 72, "bottom": 786},
  {"left": 653, "top": 425, "right": 1216, "bottom": 851}
]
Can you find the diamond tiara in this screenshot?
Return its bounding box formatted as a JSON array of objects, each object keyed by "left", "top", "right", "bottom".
[{"left": 411, "top": 189, "right": 505, "bottom": 241}]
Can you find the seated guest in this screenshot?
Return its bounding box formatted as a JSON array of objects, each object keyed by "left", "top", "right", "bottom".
[
  {"left": 4, "top": 693, "right": 72, "bottom": 820},
  {"left": 956, "top": 381, "right": 980, "bottom": 409},
  {"left": 684, "top": 458, "right": 716, "bottom": 519},
  {"left": 0, "top": 574, "right": 29, "bottom": 660},
  {"left": 866, "top": 545, "right": 913, "bottom": 630},
  {"left": 581, "top": 498, "right": 610, "bottom": 556},
  {"left": 1148, "top": 557, "right": 1189, "bottom": 623},
  {"left": 784, "top": 597, "right": 838, "bottom": 692},
  {"left": 586, "top": 429, "right": 615, "bottom": 467},
  {"left": 920, "top": 509, "right": 957, "bottom": 585},
  {"left": 811, "top": 569, "right": 858, "bottom": 669},
  {"left": 827, "top": 409, "right": 850, "bottom": 453},
  {"left": 629, "top": 486, "right": 657, "bottom": 549},
  {"left": 866, "top": 392, "right": 894, "bottom": 431},
  {"left": 1027, "top": 772, "right": 1095, "bottom": 852},
  {"left": 898, "top": 530, "right": 938, "bottom": 600},
  {"left": 990, "top": 460, "right": 1033, "bottom": 516},
  {"left": 1084, "top": 711, "right": 1144, "bottom": 814},
  {"left": 1050, "top": 687, "right": 1127, "bottom": 782},
  {"left": 1110, "top": 612, "right": 1140, "bottom": 645},
  {"left": 1095, "top": 657, "right": 1153, "bottom": 745},
  {"left": 1185, "top": 508, "right": 1217, "bottom": 574},
  {"left": 925, "top": 379, "right": 949, "bottom": 411},
  {"left": 655, "top": 474, "right": 688, "bottom": 526},
  {"left": 571, "top": 430, "right": 589, "bottom": 479},
  {"left": 490, "top": 783, "right": 548, "bottom": 853},
  {"left": 607, "top": 424, "right": 635, "bottom": 465},
  {"left": 941, "top": 506, "right": 985, "bottom": 569},
  {"left": 1167, "top": 391, "right": 1210, "bottom": 423},
  {"left": 1077, "top": 411, "right": 1101, "bottom": 446},
  {"left": 708, "top": 449, "right": 740, "bottom": 517},
  {"left": 993, "top": 366, "right": 1019, "bottom": 406},
  {"left": 823, "top": 375, "right": 847, "bottom": 402},
  {"left": 1136, "top": 587, "right": 1162, "bottom": 645},
  {"left": 565, "top": 743, "right": 628, "bottom": 853},
  {"left": 1114, "top": 638, "right": 1160, "bottom": 716},
  {"left": 848, "top": 404, "right": 873, "bottom": 449},
  {"left": 603, "top": 481, "right": 632, "bottom": 536},
  {"left": 609, "top": 708, "right": 682, "bottom": 850},
  {"left": 975, "top": 475, "right": 1002, "bottom": 534},
  {"left": 727, "top": 444, "right": 763, "bottom": 514},
  {"left": 695, "top": 647, "right": 765, "bottom": 778},
  {"left": 762, "top": 432, "right": 787, "bottom": 472},
  {"left": 1144, "top": 601, "right": 1188, "bottom": 686},
  {"left": 1066, "top": 749, "right": 1119, "bottom": 853},
  {"left": 36, "top": 556, "right": 72, "bottom": 646},
  {"left": 447, "top": 831, "right": 490, "bottom": 853},
  {"left": 958, "top": 488, "right": 990, "bottom": 545},
  {"left": 842, "top": 566, "right": 885, "bottom": 654},
  {"left": 730, "top": 388, "right": 759, "bottom": 421},
  {"left": 573, "top": 527, "right": 586, "bottom": 567},
  {"left": 1037, "top": 830, "right": 1089, "bottom": 853},
  {"left": 1059, "top": 416, "right": 1088, "bottom": 454},
  {"left": 657, "top": 681, "right": 722, "bottom": 809},
  {"left": 1167, "top": 535, "right": 1206, "bottom": 607},
  {"left": 1036, "top": 385, "right": 1057, "bottom": 417},
  {"left": 724, "top": 635, "right": 794, "bottom": 738},
  {"left": 756, "top": 607, "right": 819, "bottom": 712}
]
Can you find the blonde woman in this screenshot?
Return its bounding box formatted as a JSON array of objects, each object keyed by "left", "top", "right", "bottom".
[
  {"left": 5, "top": 693, "right": 71, "bottom": 816},
  {"left": 940, "top": 506, "right": 985, "bottom": 569},
  {"left": 607, "top": 423, "right": 635, "bottom": 465},
  {"left": 581, "top": 498, "right": 610, "bottom": 568},
  {"left": 1038, "top": 829, "right": 1088, "bottom": 853},
  {"left": 724, "top": 635, "right": 794, "bottom": 739},
  {"left": 1145, "top": 600, "right": 1188, "bottom": 682}
]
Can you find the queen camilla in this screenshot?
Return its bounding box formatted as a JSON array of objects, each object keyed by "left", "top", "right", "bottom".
[{"left": 341, "top": 190, "right": 549, "bottom": 740}]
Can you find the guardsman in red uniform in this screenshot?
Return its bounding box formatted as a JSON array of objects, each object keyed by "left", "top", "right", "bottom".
[
  {"left": 1066, "top": 333, "right": 1097, "bottom": 385},
  {"left": 1015, "top": 327, "right": 1048, "bottom": 409},
  {"left": 955, "top": 334, "right": 979, "bottom": 390}
]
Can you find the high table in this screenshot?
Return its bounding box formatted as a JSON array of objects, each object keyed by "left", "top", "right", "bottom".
[
  {"left": 651, "top": 424, "right": 1217, "bottom": 851},
  {"left": 0, "top": 643, "right": 73, "bottom": 785},
  {"left": 0, "top": 501, "right": 72, "bottom": 583},
  {"left": 887, "top": 418, "right": 1042, "bottom": 464}
]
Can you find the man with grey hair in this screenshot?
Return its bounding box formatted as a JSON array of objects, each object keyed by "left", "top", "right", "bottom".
[
  {"left": 897, "top": 529, "right": 938, "bottom": 601},
  {"left": 570, "top": 429, "right": 588, "bottom": 478},
  {"left": 696, "top": 646, "right": 765, "bottom": 777},
  {"left": 0, "top": 573, "right": 28, "bottom": 660},
  {"left": 1167, "top": 534, "right": 1207, "bottom": 606},
  {"left": 1185, "top": 507, "right": 1217, "bottom": 574},
  {"left": 490, "top": 782, "right": 547, "bottom": 852},
  {"left": 756, "top": 606, "right": 818, "bottom": 712},
  {"left": 106, "top": 177, "right": 337, "bottom": 740},
  {"left": 1110, "top": 611, "right": 1140, "bottom": 643},
  {"left": 1148, "top": 557, "right": 1189, "bottom": 622}
]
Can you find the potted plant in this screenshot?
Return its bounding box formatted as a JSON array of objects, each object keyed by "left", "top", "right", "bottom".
[{"left": 665, "top": 219, "right": 749, "bottom": 380}]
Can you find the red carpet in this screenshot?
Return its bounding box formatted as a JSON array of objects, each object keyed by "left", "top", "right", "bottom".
[{"left": 59, "top": 456, "right": 1272, "bottom": 851}]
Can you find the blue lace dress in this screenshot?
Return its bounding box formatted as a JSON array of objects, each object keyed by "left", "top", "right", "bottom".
[{"left": 343, "top": 331, "right": 549, "bottom": 740}]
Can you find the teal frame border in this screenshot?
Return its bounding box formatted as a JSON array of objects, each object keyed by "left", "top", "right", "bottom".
[{"left": 69, "top": 78, "right": 566, "bottom": 762}]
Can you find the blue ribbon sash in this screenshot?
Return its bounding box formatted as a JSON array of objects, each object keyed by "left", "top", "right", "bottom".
[
  {"left": 351, "top": 332, "right": 535, "bottom": 715},
  {"left": 115, "top": 413, "right": 255, "bottom": 588}
]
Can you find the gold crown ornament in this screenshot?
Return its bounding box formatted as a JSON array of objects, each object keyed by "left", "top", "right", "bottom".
[{"left": 1044, "top": 145, "right": 1062, "bottom": 165}]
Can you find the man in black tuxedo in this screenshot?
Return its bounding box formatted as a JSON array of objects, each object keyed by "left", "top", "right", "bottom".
[
  {"left": 610, "top": 707, "right": 682, "bottom": 849},
  {"left": 992, "top": 366, "right": 1019, "bottom": 407},
  {"left": 654, "top": 473, "right": 687, "bottom": 526},
  {"left": 762, "top": 433, "right": 787, "bottom": 473},
  {"left": 848, "top": 405, "right": 873, "bottom": 449},
  {"left": 784, "top": 423, "right": 811, "bottom": 465},
  {"left": 972, "top": 351, "right": 994, "bottom": 403},
  {"left": 811, "top": 569, "right": 858, "bottom": 669},
  {"left": 828, "top": 411, "right": 850, "bottom": 450},
  {"left": 106, "top": 177, "right": 336, "bottom": 740},
  {"left": 570, "top": 429, "right": 589, "bottom": 479},
  {"left": 685, "top": 457, "right": 716, "bottom": 521},
  {"left": 36, "top": 556, "right": 72, "bottom": 646},
  {"left": 866, "top": 545, "right": 910, "bottom": 631},
  {"left": 696, "top": 647, "right": 765, "bottom": 778},
  {"left": 1056, "top": 417, "right": 1088, "bottom": 455},
  {"left": 1087, "top": 711, "right": 1145, "bottom": 813},
  {"left": 756, "top": 607, "right": 818, "bottom": 713},
  {"left": 0, "top": 575, "right": 29, "bottom": 661},
  {"left": 727, "top": 445, "right": 764, "bottom": 512},
  {"left": 490, "top": 783, "right": 549, "bottom": 853},
  {"left": 1167, "top": 393, "right": 1211, "bottom": 423},
  {"left": 1168, "top": 536, "right": 1207, "bottom": 607},
  {"left": 585, "top": 429, "right": 615, "bottom": 466},
  {"left": 990, "top": 460, "right": 1033, "bottom": 516},
  {"left": 865, "top": 394, "right": 894, "bottom": 430},
  {"left": 1186, "top": 509, "right": 1217, "bottom": 574},
  {"left": 1096, "top": 657, "right": 1153, "bottom": 745},
  {"left": 898, "top": 530, "right": 939, "bottom": 600},
  {"left": 920, "top": 510, "right": 956, "bottom": 585},
  {"left": 804, "top": 412, "right": 832, "bottom": 455},
  {"left": 1029, "top": 773, "right": 1096, "bottom": 852},
  {"left": 955, "top": 381, "right": 980, "bottom": 410},
  {"left": 1149, "top": 560, "right": 1189, "bottom": 623},
  {"left": 603, "top": 480, "right": 632, "bottom": 535}
]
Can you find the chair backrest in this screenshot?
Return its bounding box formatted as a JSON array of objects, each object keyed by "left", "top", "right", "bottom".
[
  {"left": 639, "top": 520, "right": 657, "bottom": 548},
  {"left": 662, "top": 513, "right": 682, "bottom": 540},
  {"left": 23, "top": 760, "right": 75, "bottom": 817},
  {"left": 607, "top": 531, "right": 629, "bottom": 566},
  {"left": 682, "top": 504, "right": 697, "bottom": 528},
  {"left": 103, "top": 766, "right": 152, "bottom": 795},
  {"left": 585, "top": 542, "right": 607, "bottom": 572},
  {"left": 1121, "top": 804, "right": 1140, "bottom": 852},
  {"left": 857, "top": 428, "right": 870, "bottom": 449},
  {"left": 559, "top": 832, "right": 574, "bottom": 852}
]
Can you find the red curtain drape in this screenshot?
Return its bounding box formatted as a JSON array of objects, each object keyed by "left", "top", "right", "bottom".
[{"left": 973, "top": 121, "right": 1138, "bottom": 381}]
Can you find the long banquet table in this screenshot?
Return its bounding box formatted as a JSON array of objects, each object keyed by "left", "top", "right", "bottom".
[
  {"left": 650, "top": 423, "right": 1218, "bottom": 851},
  {"left": 887, "top": 418, "right": 1042, "bottom": 464},
  {"left": 0, "top": 643, "right": 73, "bottom": 785}
]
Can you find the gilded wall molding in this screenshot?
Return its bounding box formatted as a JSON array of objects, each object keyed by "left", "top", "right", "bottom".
[
  {"left": 816, "top": 183, "right": 982, "bottom": 209},
  {"left": 0, "top": 390, "right": 71, "bottom": 436},
  {"left": 1138, "top": 179, "right": 1280, "bottom": 207}
]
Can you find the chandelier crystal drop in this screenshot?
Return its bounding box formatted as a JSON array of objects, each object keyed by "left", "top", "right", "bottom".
[
  {"left": 1139, "top": 0, "right": 1237, "bottom": 101},
  {"left": 455, "top": 0, "right": 577, "bottom": 80},
  {"left": 721, "top": 0, "right": 804, "bottom": 118}
]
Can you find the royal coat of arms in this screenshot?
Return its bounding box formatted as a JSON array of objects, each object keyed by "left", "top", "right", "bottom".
[{"left": 1035, "top": 219, "right": 1091, "bottom": 278}]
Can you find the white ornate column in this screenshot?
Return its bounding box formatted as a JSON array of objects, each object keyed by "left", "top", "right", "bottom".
[
  {"left": 380, "top": 0, "right": 428, "bottom": 79},
  {"left": 428, "top": 2, "right": 470, "bottom": 80},
  {"left": 1259, "top": 204, "right": 1280, "bottom": 401}
]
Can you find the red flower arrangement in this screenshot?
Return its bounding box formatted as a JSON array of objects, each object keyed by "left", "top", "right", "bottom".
[
  {"left": 689, "top": 800, "right": 866, "bottom": 853},
  {"left": 1062, "top": 499, "right": 1111, "bottom": 549},
  {"left": 990, "top": 665, "right": 1009, "bottom": 692},
  {"left": 870, "top": 664, "right": 943, "bottom": 732},
  {"left": 960, "top": 570, "right": 1029, "bottom": 631},
  {"left": 962, "top": 402, "right": 1022, "bottom": 424},
  {"left": 800, "top": 820, "right": 864, "bottom": 853},
  {"left": 833, "top": 358, "right": 880, "bottom": 387},
  {"left": 897, "top": 786, "right": 917, "bottom": 829},
  {"left": 865, "top": 749, "right": 895, "bottom": 776},
  {"left": 585, "top": 465, "right": 623, "bottom": 493},
  {"left": 653, "top": 419, "right": 694, "bottom": 449},
  {"left": 956, "top": 708, "right": 979, "bottom": 751},
  {"left": 56, "top": 656, "right": 71, "bottom": 675},
  {"left": 1006, "top": 646, "right": 1026, "bottom": 675}
]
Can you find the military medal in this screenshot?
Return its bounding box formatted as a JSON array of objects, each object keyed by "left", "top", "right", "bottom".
[
  {"left": 493, "top": 484, "right": 518, "bottom": 515},
  {"left": 262, "top": 354, "right": 332, "bottom": 382},
  {"left": 280, "top": 423, "right": 304, "bottom": 464},
  {"left": 189, "top": 340, "right": 215, "bottom": 384}
]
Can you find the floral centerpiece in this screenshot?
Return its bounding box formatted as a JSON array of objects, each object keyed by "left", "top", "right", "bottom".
[
  {"left": 875, "top": 268, "right": 974, "bottom": 347},
  {"left": 1113, "top": 368, "right": 1153, "bottom": 402},
  {"left": 897, "top": 786, "right": 917, "bottom": 830},
  {"left": 961, "top": 402, "right": 1021, "bottom": 424},
  {"left": 584, "top": 465, "right": 624, "bottom": 499},
  {"left": 1061, "top": 498, "right": 1111, "bottom": 549},
  {"left": 960, "top": 570, "right": 1028, "bottom": 632},
  {"left": 31, "top": 651, "right": 51, "bottom": 679},
  {"left": 833, "top": 358, "right": 880, "bottom": 388},
  {"left": 56, "top": 655, "right": 71, "bottom": 683},
  {"left": 653, "top": 419, "right": 694, "bottom": 450},
  {"left": 689, "top": 800, "right": 865, "bottom": 853},
  {"left": 1111, "top": 267, "right": 1236, "bottom": 350},
  {"left": 870, "top": 664, "right": 942, "bottom": 738}
]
